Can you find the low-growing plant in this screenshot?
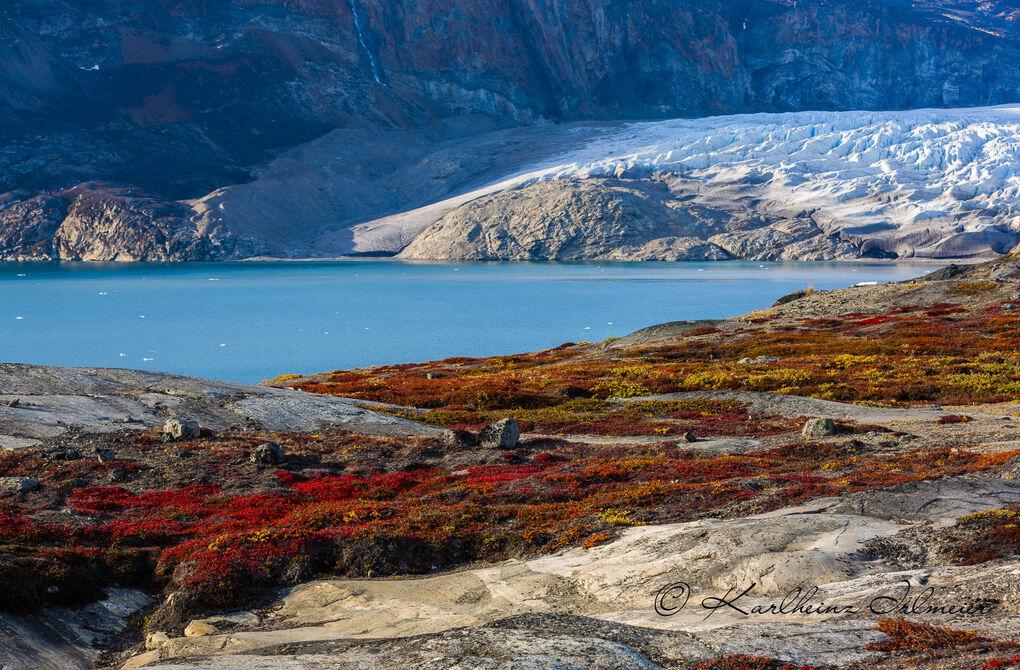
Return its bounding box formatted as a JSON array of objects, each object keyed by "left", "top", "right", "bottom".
[{"left": 866, "top": 617, "right": 984, "bottom": 652}]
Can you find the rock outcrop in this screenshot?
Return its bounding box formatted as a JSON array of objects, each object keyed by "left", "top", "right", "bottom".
[
  {"left": 398, "top": 178, "right": 739, "bottom": 261},
  {"left": 125, "top": 476, "right": 1020, "bottom": 669},
  {"left": 0, "top": 363, "right": 446, "bottom": 448}
]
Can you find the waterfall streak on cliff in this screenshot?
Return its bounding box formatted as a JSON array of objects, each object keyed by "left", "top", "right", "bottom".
[{"left": 346, "top": 0, "right": 383, "bottom": 85}]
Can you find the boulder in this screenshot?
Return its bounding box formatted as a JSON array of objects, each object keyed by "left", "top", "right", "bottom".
[
  {"left": 801, "top": 417, "right": 837, "bottom": 437},
  {"left": 250, "top": 442, "right": 284, "bottom": 465},
  {"left": 164, "top": 418, "right": 201, "bottom": 440},
  {"left": 0, "top": 476, "right": 39, "bottom": 492},
  {"left": 480, "top": 418, "right": 520, "bottom": 449},
  {"left": 184, "top": 620, "right": 219, "bottom": 637}
]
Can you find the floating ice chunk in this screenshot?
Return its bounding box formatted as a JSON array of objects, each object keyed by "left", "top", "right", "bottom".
[
  {"left": 142, "top": 357, "right": 154, "bottom": 361},
  {"left": 855, "top": 281, "right": 879, "bottom": 286},
  {"left": 15, "top": 316, "right": 23, "bottom": 320}
]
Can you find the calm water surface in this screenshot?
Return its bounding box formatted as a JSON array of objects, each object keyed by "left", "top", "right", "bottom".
[{"left": 0, "top": 261, "right": 939, "bottom": 383}]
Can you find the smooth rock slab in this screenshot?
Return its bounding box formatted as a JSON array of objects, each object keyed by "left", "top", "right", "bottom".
[
  {"left": 0, "top": 363, "right": 445, "bottom": 443},
  {"left": 0, "top": 589, "right": 151, "bottom": 670},
  {"left": 616, "top": 390, "right": 964, "bottom": 423}
]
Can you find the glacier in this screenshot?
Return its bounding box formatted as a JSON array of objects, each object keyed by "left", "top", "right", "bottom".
[{"left": 363, "top": 105, "right": 1020, "bottom": 260}]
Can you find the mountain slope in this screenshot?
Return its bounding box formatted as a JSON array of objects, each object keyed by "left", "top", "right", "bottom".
[{"left": 1, "top": 0, "right": 1020, "bottom": 260}]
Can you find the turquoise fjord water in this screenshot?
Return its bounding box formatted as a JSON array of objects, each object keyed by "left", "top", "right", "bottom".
[{"left": 1, "top": 261, "right": 938, "bottom": 384}]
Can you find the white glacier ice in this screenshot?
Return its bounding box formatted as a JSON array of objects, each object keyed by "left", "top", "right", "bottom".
[{"left": 360, "top": 105, "right": 1020, "bottom": 259}]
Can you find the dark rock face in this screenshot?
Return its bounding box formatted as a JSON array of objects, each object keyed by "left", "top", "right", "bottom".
[{"left": 2, "top": 0, "right": 1020, "bottom": 260}]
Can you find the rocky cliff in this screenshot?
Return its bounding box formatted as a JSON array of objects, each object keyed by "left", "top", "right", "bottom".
[{"left": 2, "top": 0, "right": 1020, "bottom": 260}]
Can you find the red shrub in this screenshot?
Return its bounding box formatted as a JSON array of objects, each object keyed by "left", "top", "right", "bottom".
[
  {"left": 866, "top": 617, "right": 983, "bottom": 652},
  {"left": 938, "top": 414, "right": 972, "bottom": 424}
]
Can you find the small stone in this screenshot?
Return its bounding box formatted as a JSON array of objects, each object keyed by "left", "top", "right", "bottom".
[
  {"left": 183, "top": 620, "right": 218, "bottom": 637},
  {"left": 0, "top": 476, "right": 39, "bottom": 492},
  {"left": 250, "top": 441, "right": 284, "bottom": 465},
  {"left": 738, "top": 355, "right": 781, "bottom": 365},
  {"left": 163, "top": 417, "right": 201, "bottom": 440},
  {"left": 801, "top": 417, "right": 837, "bottom": 437},
  {"left": 54, "top": 447, "right": 81, "bottom": 460},
  {"left": 1, "top": 398, "right": 20, "bottom": 407},
  {"left": 679, "top": 431, "right": 697, "bottom": 443},
  {"left": 95, "top": 448, "right": 117, "bottom": 463},
  {"left": 479, "top": 418, "right": 520, "bottom": 449},
  {"left": 145, "top": 631, "right": 170, "bottom": 650}
]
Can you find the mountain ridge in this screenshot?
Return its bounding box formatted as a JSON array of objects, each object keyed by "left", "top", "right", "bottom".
[{"left": 2, "top": 0, "right": 1020, "bottom": 260}]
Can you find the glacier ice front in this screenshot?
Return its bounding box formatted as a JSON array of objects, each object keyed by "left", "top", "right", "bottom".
[{"left": 381, "top": 105, "right": 1020, "bottom": 261}]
